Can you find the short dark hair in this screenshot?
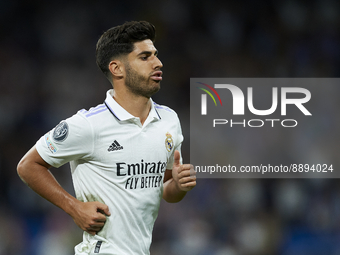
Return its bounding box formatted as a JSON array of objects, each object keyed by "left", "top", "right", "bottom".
[{"left": 96, "top": 21, "right": 156, "bottom": 79}]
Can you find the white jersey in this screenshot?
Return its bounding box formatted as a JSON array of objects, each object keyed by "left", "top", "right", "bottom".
[{"left": 36, "top": 89, "right": 183, "bottom": 255}]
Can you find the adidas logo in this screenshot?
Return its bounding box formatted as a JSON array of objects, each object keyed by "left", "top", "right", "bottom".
[{"left": 108, "top": 140, "right": 123, "bottom": 151}]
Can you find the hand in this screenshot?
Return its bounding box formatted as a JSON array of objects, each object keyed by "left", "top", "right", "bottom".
[
  {"left": 172, "top": 150, "right": 196, "bottom": 192},
  {"left": 70, "top": 201, "right": 111, "bottom": 235}
]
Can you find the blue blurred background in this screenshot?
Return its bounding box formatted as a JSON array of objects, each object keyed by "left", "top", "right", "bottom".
[{"left": 1, "top": 0, "right": 340, "bottom": 254}]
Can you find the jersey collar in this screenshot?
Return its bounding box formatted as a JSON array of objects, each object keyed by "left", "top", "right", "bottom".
[{"left": 104, "top": 89, "right": 161, "bottom": 121}]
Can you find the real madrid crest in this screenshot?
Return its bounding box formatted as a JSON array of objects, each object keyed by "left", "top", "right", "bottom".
[{"left": 165, "top": 132, "right": 173, "bottom": 152}]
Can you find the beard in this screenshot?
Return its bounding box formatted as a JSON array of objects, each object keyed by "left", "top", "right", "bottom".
[{"left": 125, "top": 62, "right": 160, "bottom": 98}]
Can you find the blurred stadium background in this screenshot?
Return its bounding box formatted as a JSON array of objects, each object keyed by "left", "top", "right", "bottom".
[{"left": 1, "top": 0, "right": 340, "bottom": 254}]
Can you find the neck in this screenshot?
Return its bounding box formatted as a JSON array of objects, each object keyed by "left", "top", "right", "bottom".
[{"left": 112, "top": 88, "right": 151, "bottom": 125}]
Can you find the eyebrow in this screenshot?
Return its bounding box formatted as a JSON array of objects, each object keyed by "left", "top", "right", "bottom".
[{"left": 136, "top": 50, "right": 158, "bottom": 56}]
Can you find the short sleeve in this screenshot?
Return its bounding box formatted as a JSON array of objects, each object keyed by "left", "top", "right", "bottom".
[
  {"left": 36, "top": 113, "right": 94, "bottom": 168},
  {"left": 166, "top": 117, "right": 184, "bottom": 169}
]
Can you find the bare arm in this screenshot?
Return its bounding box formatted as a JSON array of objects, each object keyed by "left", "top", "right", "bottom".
[
  {"left": 162, "top": 150, "right": 196, "bottom": 203},
  {"left": 17, "top": 146, "right": 110, "bottom": 235}
]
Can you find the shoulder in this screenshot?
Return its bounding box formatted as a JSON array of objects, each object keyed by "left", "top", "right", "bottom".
[
  {"left": 77, "top": 103, "right": 109, "bottom": 119},
  {"left": 61, "top": 103, "right": 110, "bottom": 136},
  {"left": 76, "top": 103, "right": 112, "bottom": 126},
  {"left": 153, "top": 102, "right": 179, "bottom": 120}
]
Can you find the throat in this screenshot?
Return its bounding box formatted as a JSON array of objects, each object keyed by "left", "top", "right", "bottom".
[{"left": 113, "top": 92, "right": 152, "bottom": 124}]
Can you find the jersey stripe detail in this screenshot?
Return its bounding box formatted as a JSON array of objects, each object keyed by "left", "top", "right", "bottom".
[
  {"left": 87, "top": 104, "right": 107, "bottom": 112},
  {"left": 154, "top": 108, "right": 161, "bottom": 119},
  {"left": 85, "top": 107, "right": 108, "bottom": 117},
  {"left": 80, "top": 104, "right": 107, "bottom": 116},
  {"left": 153, "top": 103, "right": 173, "bottom": 113},
  {"left": 104, "top": 101, "right": 121, "bottom": 121}
]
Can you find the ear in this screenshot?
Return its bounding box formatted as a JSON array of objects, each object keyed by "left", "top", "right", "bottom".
[{"left": 109, "top": 60, "right": 124, "bottom": 78}]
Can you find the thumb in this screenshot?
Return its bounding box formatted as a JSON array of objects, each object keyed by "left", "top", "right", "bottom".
[
  {"left": 174, "top": 150, "right": 181, "bottom": 167},
  {"left": 95, "top": 202, "right": 111, "bottom": 216}
]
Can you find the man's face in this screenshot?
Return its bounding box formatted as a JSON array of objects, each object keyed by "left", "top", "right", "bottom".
[{"left": 123, "top": 39, "right": 163, "bottom": 98}]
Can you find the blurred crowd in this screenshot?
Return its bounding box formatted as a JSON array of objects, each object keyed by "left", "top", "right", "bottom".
[{"left": 1, "top": 0, "right": 340, "bottom": 254}]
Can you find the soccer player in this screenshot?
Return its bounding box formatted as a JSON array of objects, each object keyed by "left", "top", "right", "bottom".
[{"left": 17, "top": 21, "right": 196, "bottom": 255}]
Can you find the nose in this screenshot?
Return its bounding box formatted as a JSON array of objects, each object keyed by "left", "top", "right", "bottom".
[{"left": 154, "top": 56, "right": 163, "bottom": 70}]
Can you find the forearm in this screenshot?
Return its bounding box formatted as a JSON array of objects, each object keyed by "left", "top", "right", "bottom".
[
  {"left": 17, "top": 149, "right": 78, "bottom": 215},
  {"left": 162, "top": 178, "right": 187, "bottom": 203},
  {"left": 18, "top": 146, "right": 110, "bottom": 235}
]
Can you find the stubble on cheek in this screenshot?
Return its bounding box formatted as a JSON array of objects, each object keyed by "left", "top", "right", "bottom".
[{"left": 125, "top": 65, "right": 160, "bottom": 98}]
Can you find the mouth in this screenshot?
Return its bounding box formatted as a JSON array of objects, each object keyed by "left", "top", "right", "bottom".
[{"left": 150, "top": 71, "right": 163, "bottom": 81}]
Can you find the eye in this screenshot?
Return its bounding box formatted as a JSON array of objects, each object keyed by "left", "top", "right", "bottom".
[{"left": 141, "top": 56, "right": 148, "bottom": 60}]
